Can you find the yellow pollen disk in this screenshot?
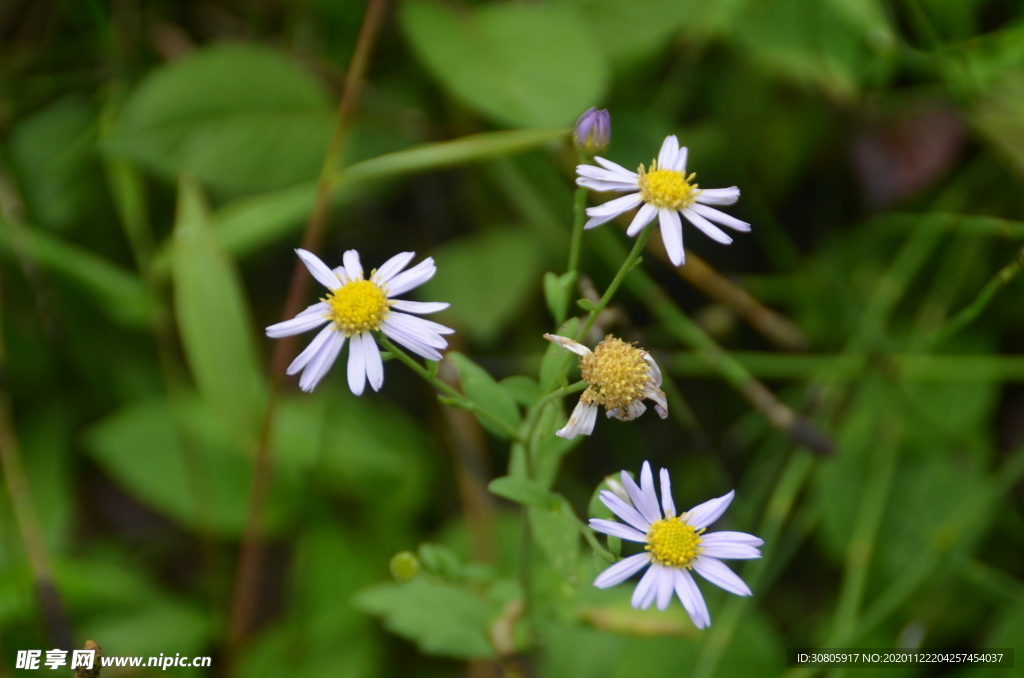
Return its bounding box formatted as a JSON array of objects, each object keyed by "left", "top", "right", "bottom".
[
  {"left": 325, "top": 279, "right": 390, "bottom": 336},
  {"left": 579, "top": 335, "right": 651, "bottom": 411},
  {"left": 638, "top": 160, "right": 699, "bottom": 211},
  {"left": 646, "top": 517, "right": 704, "bottom": 568}
]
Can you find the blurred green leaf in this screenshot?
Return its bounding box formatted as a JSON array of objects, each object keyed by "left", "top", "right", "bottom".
[
  {"left": 104, "top": 44, "right": 333, "bottom": 195},
  {"left": 400, "top": 0, "right": 608, "bottom": 127},
  {"left": 85, "top": 598, "right": 212, "bottom": 660},
  {"left": 488, "top": 476, "right": 555, "bottom": 508},
  {"left": 447, "top": 352, "right": 522, "bottom": 437},
  {"left": 529, "top": 500, "right": 580, "bottom": 585},
  {"left": 499, "top": 375, "right": 541, "bottom": 407},
  {"left": 558, "top": 0, "right": 702, "bottom": 66},
  {"left": 421, "top": 229, "right": 545, "bottom": 345},
  {"left": 543, "top": 271, "right": 577, "bottom": 324},
  {"left": 353, "top": 579, "right": 495, "bottom": 659},
  {"left": 172, "top": 176, "right": 266, "bottom": 446}
]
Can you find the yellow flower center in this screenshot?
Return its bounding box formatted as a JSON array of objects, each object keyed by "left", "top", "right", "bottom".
[
  {"left": 638, "top": 161, "right": 699, "bottom": 210},
  {"left": 579, "top": 335, "right": 652, "bottom": 412},
  {"left": 326, "top": 279, "right": 390, "bottom": 336},
  {"left": 646, "top": 517, "right": 704, "bottom": 568}
]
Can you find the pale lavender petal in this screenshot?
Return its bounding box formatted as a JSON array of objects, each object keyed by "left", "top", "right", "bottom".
[
  {"left": 577, "top": 178, "right": 640, "bottom": 193},
  {"left": 390, "top": 300, "right": 449, "bottom": 314},
  {"left": 655, "top": 564, "right": 675, "bottom": 610},
  {"left": 695, "top": 187, "right": 740, "bottom": 205},
  {"left": 380, "top": 316, "right": 443, "bottom": 361},
  {"left": 659, "top": 468, "right": 676, "bottom": 518},
  {"left": 287, "top": 324, "right": 336, "bottom": 375},
  {"left": 588, "top": 519, "right": 648, "bottom": 543},
  {"left": 631, "top": 565, "right": 660, "bottom": 609},
  {"left": 645, "top": 353, "right": 663, "bottom": 386},
  {"left": 297, "top": 331, "right": 344, "bottom": 392},
  {"left": 598, "top": 490, "right": 651, "bottom": 532},
  {"left": 702, "top": 531, "right": 764, "bottom": 547},
  {"left": 700, "top": 539, "right": 762, "bottom": 560},
  {"left": 577, "top": 164, "right": 638, "bottom": 184},
  {"left": 586, "top": 192, "right": 643, "bottom": 218},
  {"left": 266, "top": 311, "right": 328, "bottom": 338},
  {"left": 296, "top": 249, "right": 341, "bottom": 290},
  {"left": 387, "top": 258, "right": 436, "bottom": 296},
  {"left": 639, "top": 462, "right": 659, "bottom": 518},
  {"left": 556, "top": 400, "right": 598, "bottom": 439},
  {"left": 675, "top": 146, "right": 689, "bottom": 173},
  {"left": 346, "top": 331, "right": 369, "bottom": 395},
  {"left": 375, "top": 251, "right": 416, "bottom": 283},
  {"left": 692, "top": 556, "right": 752, "bottom": 596},
  {"left": 342, "top": 250, "right": 363, "bottom": 280},
  {"left": 657, "top": 135, "right": 679, "bottom": 170},
  {"left": 620, "top": 466, "right": 661, "bottom": 526},
  {"left": 674, "top": 569, "right": 711, "bottom": 629},
  {"left": 594, "top": 156, "right": 639, "bottom": 178},
  {"left": 626, "top": 203, "right": 658, "bottom": 237},
  {"left": 685, "top": 490, "right": 735, "bottom": 529},
  {"left": 543, "top": 334, "right": 592, "bottom": 357},
  {"left": 360, "top": 332, "right": 384, "bottom": 392},
  {"left": 688, "top": 203, "right": 751, "bottom": 232},
  {"left": 659, "top": 208, "right": 685, "bottom": 266},
  {"left": 644, "top": 385, "right": 668, "bottom": 419},
  {"left": 682, "top": 207, "right": 733, "bottom": 244},
  {"left": 296, "top": 301, "right": 330, "bottom": 318},
  {"left": 594, "top": 553, "right": 651, "bottom": 588}
]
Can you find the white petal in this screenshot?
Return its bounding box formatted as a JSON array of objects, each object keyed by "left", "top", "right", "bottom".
[
  {"left": 700, "top": 531, "right": 764, "bottom": 560},
  {"left": 644, "top": 385, "right": 669, "bottom": 420},
  {"left": 555, "top": 400, "right": 598, "bottom": 439},
  {"left": 296, "top": 249, "right": 341, "bottom": 290},
  {"left": 389, "top": 311, "right": 453, "bottom": 339},
  {"left": 598, "top": 490, "right": 651, "bottom": 533},
  {"left": 296, "top": 301, "right": 330, "bottom": 318},
  {"left": 266, "top": 310, "right": 328, "bottom": 338},
  {"left": 286, "top": 324, "right": 336, "bottom": 375},
  {"left": 674, "top": 569, "right": 711, "bottom": 629},
  {"left": 695, "top": 187, "right": 740, "bottom": 206},
  {"left": 682, "top": 207, "right": 733, "bottom": 245},
  {"left": 659, "top": 468, "right": 676, "bottom": 518},
  {"left": 588, "top": 519, "right": 648, "bottom": 543},
  {"left": 658, "top": 209, "right": 685, "bottom": 266},
  {"left": 346, "top": 332, "right": 369, "bottom": 395},
  {"left": 645, "top": 353, "right": 663, "bottom": 387},
  {"left": 620, "top": 465, "right": 661, "bottom": 526},
  {"left": 360, "top": 332, "right": 384, "bottom": 392},
  {"left": 639, "top": 462, "right": 660, "bottom": 518},
  {"left": 594, "top": 553, "right": 651, "bottom": 588},
  {"left": 702, "top": 531, "right": 764, "bottom": 547},
  {"left": 390, "top": 300, "right": 449, "bottom": 315},
  {"left": 577, "top": 178, "right": 640, "bottom": 193},
  {"left": 386, "top": 258, "right": 436, "bottom": 297},
  {"left": 685, "top": 490, "right": 735, "bottom": 529},
  {"left": 577, "top": 164, "right": 638, "bottom": 184},
  {"left": 626, "top": 203, "right": 658, "bottom": 237},
  {"left": 594, "top": 156, "right": 639, "bottom": 178},
  {"left": 630, "top": 565, "right": 661, "bottom": 610},
  {"left": 375, "top": 251, "right": 416, "bottom": 283},
  {"left": 343, "top": 250, "right": 363, "bottom": 280},
  {"left": 675, "top": 146, "right": 689, "bottom": 173},
  {"left": 543, "top": 333, "right": 592, "bottom": 357},
  {"left": 688, "top": 203, "right": 751, "bottom": 232},
  {"left": 692, "top": 556, "right": 752, "bottom": 596},
  {"left": 657, "top": 135, "right": 679, "bottom": 170},
  {"left": 655, "top": 564, "right": 675, "bottom": 611},
  {"left": 586, "top": 192, "right": 643, "bottom": 218},
  {"left": 380, "top": 316, "right": 443, "bottom": 360},
  {"left": 332, "top": 266, "right": 350, "bottom": 285},
  {"left": 298, "top": 331, "right": 344, "bottom": 392}
]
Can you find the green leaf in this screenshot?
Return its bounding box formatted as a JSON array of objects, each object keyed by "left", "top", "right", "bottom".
[
  {"left": 499, "top": 375, "right": 541, "bottom": 407},
  {"left": 172, "top": 176, "right": 266, "bottom": 447},
  {"left": 446, "top": 352, "right": 522, "bottom": 438},
  {"left": 353, "top": 580, "right": 495, "bottom": 659},
  {"left": 104, "top": 43, "right": 333, "bottom": 195},
  {"left": 400, "top": 0, "right": 608, "bottom": 127},
  {"left": 488, "top": 476, "right": 556, "bottom": 508},
  {"left": 422, "top": 229, "right": 545, "bottom": 345},
  {"left": 543, "top": 271, "right": 578, "bottom": 323},
  {"left": 529, "top": 500, "right": 580, "bottom": 584}
]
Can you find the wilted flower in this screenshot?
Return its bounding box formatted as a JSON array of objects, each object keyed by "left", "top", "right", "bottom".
[
  {"left": 266, "top": 249, "right": 453, "bottom": 394},
  {"left": 590, "top": 462, "right": 763, "bottom": 629},
  {"left": 576, "top": 134, "right": 749, "bottom": 266},
  {"left": 573, "top": 107, "right": 611, "bottom": 154},
  {"left": 544, "top": 333, "right": 667, "bottom": 439}
]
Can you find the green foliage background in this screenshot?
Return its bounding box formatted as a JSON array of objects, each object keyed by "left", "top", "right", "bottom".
[{"left": 2, "top": 0, "right": 1024, "bottom": 676}]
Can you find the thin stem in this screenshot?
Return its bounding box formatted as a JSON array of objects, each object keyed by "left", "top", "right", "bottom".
[
  {"left": 227, "top": 0, "right": 388, "bottom": 658},
  {"left": 378, "top": 336, "right": 524, "bottom": 442},
  {"left": 566, "top": 187, "right": 587, "bottom": 275},
  {"left": 575, "top": 223, "right": 654, "bottom": 342}
]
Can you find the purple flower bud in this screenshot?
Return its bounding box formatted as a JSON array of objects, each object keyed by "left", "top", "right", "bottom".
[{"left": 573, "top": 107, "right": 610, "bottom": 154}]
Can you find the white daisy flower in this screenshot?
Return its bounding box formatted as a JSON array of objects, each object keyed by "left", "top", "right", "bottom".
[
  {"left": 544, "top": 334, "right": 667, "bottom": 439},
  {"left": 575, "top": 134, "right": 750, "bottom": 266},
  {"left": 266, "top": 248, "right": 454, "bottom": 394},
  {"left": 590, "top": 461, "right": 763, "bottom": 629}
]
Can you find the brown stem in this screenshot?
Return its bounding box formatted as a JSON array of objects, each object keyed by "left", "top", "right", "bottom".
[{"left": 225, "top": 0, "right": 389, "bottom": 662}]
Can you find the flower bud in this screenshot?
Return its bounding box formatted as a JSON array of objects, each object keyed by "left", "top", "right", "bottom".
[
  {"left": 573, "top": 107, "right": 610, "bottom": 154},
  {"left": 389, "top": 550, "right": 420, "bottom": 582}
]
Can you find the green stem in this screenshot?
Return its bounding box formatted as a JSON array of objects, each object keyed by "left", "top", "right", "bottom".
[
  {"left": 575, "top": 223, "right": 654, "bottom": 342},
  {"left": 377, "top": 336, "right": 524, "bottom": 441},
  {"left": 566, "top": 187, "right": 587, "bottom": 275}
]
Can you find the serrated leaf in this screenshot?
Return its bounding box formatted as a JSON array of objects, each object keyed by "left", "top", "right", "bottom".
[{"left": 447, "top": 352, "right": 522, "bottom": 438}]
